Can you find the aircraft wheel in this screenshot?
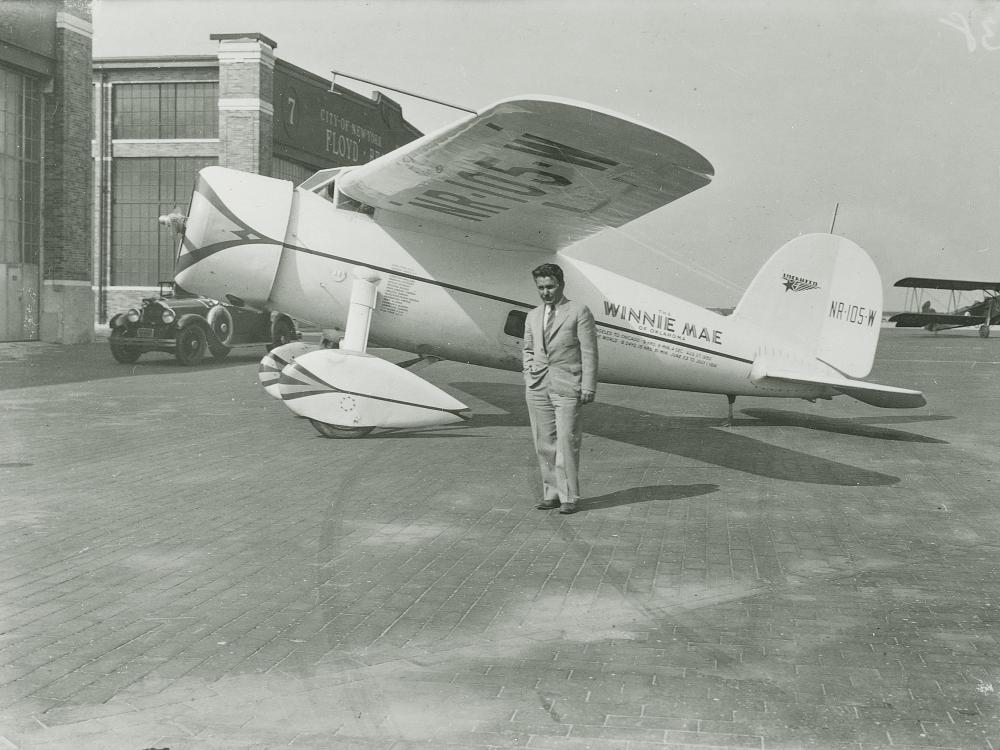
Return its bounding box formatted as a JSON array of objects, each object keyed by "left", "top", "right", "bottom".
[
  {"left": 109, "top": 330, "right": 141, "bottom": 363},
  {"left": 980, "top": 324, "right": 990, "bottom": 338},
  {"left": 309, "top": 419, "right": 374, "bottom": 439},
  {"left": 175, "top": 325, "right": 208, "bottom": 366}
]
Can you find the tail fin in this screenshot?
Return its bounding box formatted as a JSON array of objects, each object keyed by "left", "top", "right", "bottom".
[{"left": 732, "top": 233, "right": 883, "bottom": 378}]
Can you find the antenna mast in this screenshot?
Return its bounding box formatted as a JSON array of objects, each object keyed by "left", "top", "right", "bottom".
[{"left": 829, "top": 202, "right": 840, "bottom": 234}]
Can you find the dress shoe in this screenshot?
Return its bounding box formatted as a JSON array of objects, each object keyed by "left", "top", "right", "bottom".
[
  {"left": 559, "top": 503, "right": 577, "bottom": 514},
  {"left": 535, "top": 499, "right": 560, "bottom": 510}
]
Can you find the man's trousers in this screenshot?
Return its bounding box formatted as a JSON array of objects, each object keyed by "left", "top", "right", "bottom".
[{"left": 525, "top": 383, "right": 583, "bottom": 504}]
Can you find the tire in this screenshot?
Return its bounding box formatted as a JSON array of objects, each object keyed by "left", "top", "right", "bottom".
[
  {"left": 309, "top": 419, "right": 374, "bottom": 439},
  {"left": 270, "top": 317, "right": 297, "bottom": 349},
  {"left": 210, "top": 342, "right": 231, "bottom": 360},
  {"left": 109, "top": 330, "right": 141, "bottom": 364},
  {"left": 175, "top": 325, "right": 208, "bottom": 365},
  {"left": 206, "top": 305, "right": 234, "bottom": 347}
]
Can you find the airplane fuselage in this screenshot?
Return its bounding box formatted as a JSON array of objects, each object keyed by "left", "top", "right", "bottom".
[{"left": 256, "top": 188, "right": 829, "bottom": 402}]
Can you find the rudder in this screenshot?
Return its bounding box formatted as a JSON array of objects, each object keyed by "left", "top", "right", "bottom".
[{"left": 732, "top": 233, "right": 883, "bottom": 378}]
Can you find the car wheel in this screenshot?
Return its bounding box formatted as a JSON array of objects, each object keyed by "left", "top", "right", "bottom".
[
  {"left": 270, "top": 317, "right": 297, "bottom": 349},
  {"left": 309, "top": 419, "right": 374, "bottom": 439},
  {"left": 210, "top": 342, "right": 231, "bottom": 360},
  {"left": 175, "top": 325, "right": 208, "bottom": 365},
  {"left": 109, "top": 330, "right": 141, "bottom": 364},
  {"left": 207, "top": 305, "right": 234, "bottom": 347}
]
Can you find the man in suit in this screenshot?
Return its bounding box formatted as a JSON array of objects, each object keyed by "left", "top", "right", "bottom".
[{"left": 523, "top": 263, "right": 599, "bottom": 515}]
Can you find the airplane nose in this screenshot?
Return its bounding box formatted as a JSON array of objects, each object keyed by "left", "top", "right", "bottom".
[{"left": 174, "top": 166, "right": 295, "bottom": 308}]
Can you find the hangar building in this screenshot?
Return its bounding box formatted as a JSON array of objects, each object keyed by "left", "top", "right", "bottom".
[
  {"left": 0, "top": 0, "right": 92, "bottom": 343},
  {"left": 0, "top": 3, "right": 421, "bottom": 343},
  {"left": 93, "top": 33, "right": 422, "bottom": 330}
]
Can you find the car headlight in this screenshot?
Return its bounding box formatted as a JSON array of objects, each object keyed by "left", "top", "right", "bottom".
[
  {"left": 161, "top": 308, "right": 176, "bottom": 324},
  {"left": 126, "top": 308, "right": 141, "bottom": 323}
]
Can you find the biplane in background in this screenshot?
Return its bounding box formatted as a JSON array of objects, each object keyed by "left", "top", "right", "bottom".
[{"left": 888, "top": 277, "right": 1000, "bottom": 338}]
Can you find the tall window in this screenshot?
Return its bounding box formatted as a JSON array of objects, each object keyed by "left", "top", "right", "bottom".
[
  {"left": 113, "top": 82, "right": 218, "bottom": 139},
  {"left": 111, "top": 157, "right": 215, "bottom": 286},
  {"left": 0, "top": 68, "right": 41, "bottom": 266}
]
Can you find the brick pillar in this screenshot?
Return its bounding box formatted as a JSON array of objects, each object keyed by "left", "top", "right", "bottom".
[
  {"left": 212, "top": 33, "right": 276, "bottom": 176},
  {"left": 40, "top": 0, "right": 93, "bottom": 343}
]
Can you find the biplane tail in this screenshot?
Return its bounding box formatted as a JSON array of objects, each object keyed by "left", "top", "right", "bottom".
[{"left": 733, "top": 233, "right": 883, "bottom": 379}]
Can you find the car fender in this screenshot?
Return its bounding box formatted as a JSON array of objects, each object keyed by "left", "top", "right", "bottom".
[{"left": 269, "top": 312, "right": 297, "bottom": 339}]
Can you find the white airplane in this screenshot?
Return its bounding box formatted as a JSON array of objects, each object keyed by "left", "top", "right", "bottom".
[{"left": 172, "top": 95, "right": 925, "bottom": 437}]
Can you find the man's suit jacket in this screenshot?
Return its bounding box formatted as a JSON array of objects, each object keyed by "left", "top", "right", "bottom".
[{"left": 523, "top": 297, "right": 599, "bottom": 398}]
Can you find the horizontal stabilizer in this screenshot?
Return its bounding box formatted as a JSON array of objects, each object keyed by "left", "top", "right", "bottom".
[
  {"left": 759, "top": 366, "right": 926, "bottom": 409},
  {"left": 276, "top": 349, "right": 469, "bottom": 429}
]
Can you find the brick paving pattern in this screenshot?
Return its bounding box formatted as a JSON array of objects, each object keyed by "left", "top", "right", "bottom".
[{"left": 0, "top": 331, "right": 997, "bottom": 749}]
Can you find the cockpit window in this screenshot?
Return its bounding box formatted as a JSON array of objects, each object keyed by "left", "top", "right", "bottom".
[
  {"left": 298, "top": 168, "right": 342, "bottom": 192},
  {"left": 504, "top": 310, "right": 527, "bottom": 338},
  {"left": 298, "top": 167, "right": 373, "bottom": 215},
  {"left": 337, "top": 193, "right": 375, "bottom": 215}
]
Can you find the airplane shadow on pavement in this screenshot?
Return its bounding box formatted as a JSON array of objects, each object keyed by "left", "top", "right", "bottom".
[
  {"left": 388, "top": 381, "right": 954, "bottom": 488},
  {"left": 739, "top": 408, "right": 951, "bottom": 443}
]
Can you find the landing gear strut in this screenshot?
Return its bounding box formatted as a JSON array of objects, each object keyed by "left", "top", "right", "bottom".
[{"left": 722, "top": 394, "right": 736, "bottom": 426}]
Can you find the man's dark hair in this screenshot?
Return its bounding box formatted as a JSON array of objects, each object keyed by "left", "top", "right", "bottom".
[{"left": 531, "top": 263, "right": 564, "bottom": 284}]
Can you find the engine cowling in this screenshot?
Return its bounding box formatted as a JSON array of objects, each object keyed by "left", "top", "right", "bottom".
[{"left": 174, "top": 166, "right": 294, "bottom": 309}]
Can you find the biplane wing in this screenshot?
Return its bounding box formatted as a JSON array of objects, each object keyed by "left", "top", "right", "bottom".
[
  {"left": 337, "top": 95, "right": 714, "bottom": 252},
  {"left": 888, "top": 312, "right": 987, "bottom": 328},
  {"left": 893, "top": 277, "right": 1000, "bottom": 292}
]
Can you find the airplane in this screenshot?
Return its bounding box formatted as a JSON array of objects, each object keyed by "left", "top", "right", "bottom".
[
  {"left": 888, "top": 277, "right": 1000, "bottom": 338},
  {"left": 169, "top": 94, "right": 925, "bottom": 438}
]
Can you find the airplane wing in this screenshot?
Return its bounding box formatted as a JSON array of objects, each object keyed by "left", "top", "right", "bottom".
[
  {"left": 894, "top": 277, "right": 1000, "bottom": 292},
  {"left": 888, "top": 312, "right": 984, "bottom": 328},
  {"left": 337, "top": 95, "right": 714, "bottom": 252}
]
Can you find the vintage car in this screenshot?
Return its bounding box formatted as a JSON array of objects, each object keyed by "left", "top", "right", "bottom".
[{"left": 108, "top": 282, "right": 298, "bottom": 365}]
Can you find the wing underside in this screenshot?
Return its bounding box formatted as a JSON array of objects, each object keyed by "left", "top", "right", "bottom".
[{"left": 338, "top": 95, "right": 714, "bottom": 252}]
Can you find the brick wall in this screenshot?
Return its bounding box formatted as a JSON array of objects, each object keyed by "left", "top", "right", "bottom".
[
  {"left": 40, "top": 1, "right": 94, "bottom": 343},
  {"left": 214, "top": 33, "right": 275, "bottom": 176},
  {"left": 43, "top": 4, "right": 92, "bottom": 282}
]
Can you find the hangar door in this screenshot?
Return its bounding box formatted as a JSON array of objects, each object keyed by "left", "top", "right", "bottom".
[{"left": 0, "top": 68, "right": 41, "bottom": 341}]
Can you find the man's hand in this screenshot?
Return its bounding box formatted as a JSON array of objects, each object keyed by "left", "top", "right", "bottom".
[{"left": 580, "top": 390, "right": 595, "bottom": 405}]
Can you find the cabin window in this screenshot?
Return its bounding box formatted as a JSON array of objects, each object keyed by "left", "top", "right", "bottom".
[
  {"left": 336, "top": 193, "right": 375, "bottom": 216},
  {"left": 504, "top": 310, "right": 526, "bottom": 338}
]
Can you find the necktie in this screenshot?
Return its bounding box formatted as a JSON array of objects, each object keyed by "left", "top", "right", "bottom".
[{"left": 543, "top": 304, "right": 554, "bottom": 342}]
